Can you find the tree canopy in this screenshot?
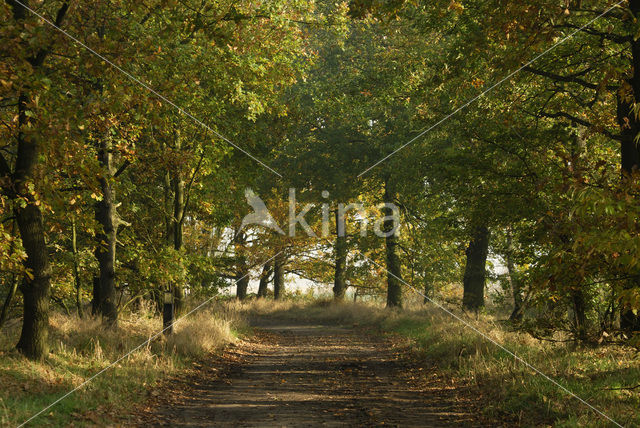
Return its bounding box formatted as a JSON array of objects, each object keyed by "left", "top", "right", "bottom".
[{"left": 2, "top": 0, "right": 640, "bottom": 361}]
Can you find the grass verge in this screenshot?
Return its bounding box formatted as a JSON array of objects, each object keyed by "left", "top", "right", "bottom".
[
  {"left": 0, "top": 301, "right": 246, "bottom": 427},
  {"left": 381, "top": 310, "right": 639, "bottom": 427},
  {"left": 240, "top": 299, "right": 640, "bottom": 427}
]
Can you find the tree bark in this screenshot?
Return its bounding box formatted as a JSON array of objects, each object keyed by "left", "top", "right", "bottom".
[
  {"left": 462, "top": 225, "right": 490, "bottom": 312},
  {"left": 572, "top": 288, "right": 588, "bottom": 341},
  {"left": 423, "top": 281, "right": 431, "bottom": 304},
  {"left": 505, "top": 230, "right": 523, "bottom": 321},
  {"left": 172, "top": 170, "right": 185, "bottom": 312},
  {"left": 0, "top": 220, "right": 19, "bottom": 329},
  {"left": 5, "top": 0, "right": 69, "bottom": 360},
  {"left": 15, "top": 189, "right": 51, "bottom": 359},
  {"left": 13, "top": 92, "right": 51, "bottom": 360},
  {"left": 160, "top": 167, "right": 174, "bottom": 323},
  {"left": 164, "top": 170, "right": 174, "bottom": 245},
  {"left": 91, "top": 276, "right": 100, "bottom": 315},
  {"left": 94, "top": 139, "right": 118, "bottom": 326},
  {"left": 236, "top": 272, "right": 250, "bottom": 300},
  {"left": 233, "top": 231, "right": 249, "bottom": 301},
  {"left": 384, "top": 183, "right": 402, "bottom": 308},
  {"left": 619, "top": 0, "right": 640, "bottom": 176},
  {"left": 71, "top": 216, "right": 83, "bottom": 318},
  {"left": 333, "top": 210, "right": 347, "bottom": 301},
  {"left": 0, "top": 275, "right": 19, "bottom": 330},
  {"left": 257, "top": 262, "right": 272, "bottom": 298},
  {"left": 618, "top": 0, "right": 640, "bottom": 332},
  {"left": 273, "top": 253, "right": 285, "bottom": 300}
]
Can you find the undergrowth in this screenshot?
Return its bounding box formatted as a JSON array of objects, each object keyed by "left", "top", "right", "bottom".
[
  {"left": 239, "top": 299, "right": 640, "bottom": 427},
  {"left": 2, "top": 296, "right": 638, "bottom": 427},
  {"left": 0, "top": 301, "right": 246, "bottom": 427}
]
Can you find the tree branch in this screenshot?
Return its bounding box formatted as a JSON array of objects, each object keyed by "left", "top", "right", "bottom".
[
  {"left": 0, "top": 152, "right": 11, "bottom": 177},
  {"left": 537, "top": 111, "right": 622, "bottom": 141},
  {"left": 179, "top": 149, "right": 205, "bottom": 225},
  {"left": 113, "top": 159, "right": 131, "bottom": 179},
  {"left": 523, "top": 66, "right": 617, "bottom": 91},
  {"left": 553, "top": 24, "right": 631, "bottom": 44},
  {"left": 6, "top": 1, "right": 70, "bottom": 67}
]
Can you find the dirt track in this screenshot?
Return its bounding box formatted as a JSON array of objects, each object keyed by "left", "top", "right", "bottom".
[{"left": 142, "top": 323, "right": 489, "bottom": 427}]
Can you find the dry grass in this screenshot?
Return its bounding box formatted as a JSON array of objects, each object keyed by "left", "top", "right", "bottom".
[
  {"left": 2, "top": 297, "right": 638, "bottom": 427},
  {"left": 238, "top": 298, "right": 388, "bottom": 325},
  {"left": 166, "top": 304, "right": 246, "bottom": 358},
  {"left": 0, "top": 300, "right": 246, "bottom": 427},
  {"left": 236, "top": 299, "right": 640, "bottom": 427}
]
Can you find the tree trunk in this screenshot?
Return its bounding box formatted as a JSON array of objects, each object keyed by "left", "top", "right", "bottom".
[
  {"left": 618, "top": 1, "right": 640, "bottom": 331},
  {"left": 236, "top": 272, "right": 250, "bottom": 300},
  {"left": 572, "top": 288, "right": 588, "bottom": 341},
  {"left": 0, "top": 276, "right": 19, "bottom": 330},
  {"left": 233, "top": 231, "right": 249, "bottom": 301},
  {"left": 14, "top": 92, "right": 51, "bottom": 359},
  {"left": 94, "top": 139, "right": 118, "bottom": 326},
  {"left": 505, "top": 230, "right": 523, "bottom": 321},
  {"left": 619, "top": 0, "right": 640, "bottom": 175},
  {"left": 257, "top": 262, "right": 272, "bottom": 298},
  {"left": 91, "top": 276, "right": 100, "bottom": 315},
  {"left": 161, "top": 168, "right": 173, "bottom": 324},
  {"left": 15, "top": 201, "right": 51, "bottom": 359},
  {"left": 384, "top": 184, "right": 402, "bottom": 308},
  {"left": 71, "top": 216, "right": 83, "bottom": 318},
  {"left": 0, "top": 220, "right": 19, "bottom": 329},
  {"left": 273, "top": 253, "right": 285, "bottom": 300},
  {"left": 164, "top": 170, "right": 174, "bottom": 245},
  {"left": 172, "top": 170, "right": 185, "bottom": 313},
  {"left": 333, "top": 211, "right": 347, "bottom": 300},
  {"left": 5, "top": 0, "right": 69, "bottom": 360},
  {"left": 462, "top": 225, "right": 490, "bottom": 312},
  {"left": 423, "top": 281, "right": 431, "bottom": 304}
]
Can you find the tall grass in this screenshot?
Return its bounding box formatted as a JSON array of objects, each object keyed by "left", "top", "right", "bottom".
[
  {"left": 237, "top": 299, "right": 640, "bottom": 427},
  {"left": 380, "top": 307, "right": 640, "bottom": 427},
  {"left": 2, "top": 297, "right": 638, "bottom": 427},
  {"left": 239, "top": 298, "right": 388, "bottom": 325},
  {"left": 0, "top": 300, "right": 246, "bottom": 427}
]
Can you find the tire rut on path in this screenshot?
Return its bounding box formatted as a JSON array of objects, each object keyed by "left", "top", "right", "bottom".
[{"left": 146, "top": 323, "right": 488, "bottom": 427}]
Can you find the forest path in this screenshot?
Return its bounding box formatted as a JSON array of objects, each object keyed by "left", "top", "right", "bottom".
[{"left": 141, "top": 321, "right": 489, "bottom": 427}]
